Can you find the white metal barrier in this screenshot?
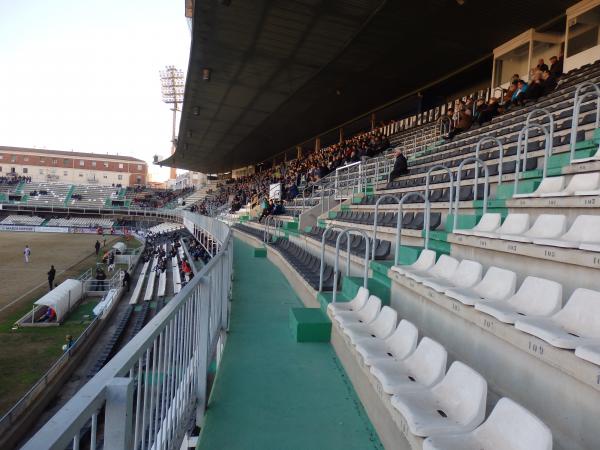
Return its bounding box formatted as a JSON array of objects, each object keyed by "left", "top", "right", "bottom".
[{"left": 22, "top": 213, "right": 233, "bottom": 450}]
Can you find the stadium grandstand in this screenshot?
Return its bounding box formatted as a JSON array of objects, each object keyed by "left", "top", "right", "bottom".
[{"left": 10, "top": 1, "right": 600, "bottom": 450}]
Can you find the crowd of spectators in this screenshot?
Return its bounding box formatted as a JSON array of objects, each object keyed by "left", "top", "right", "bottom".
[
  {"left": 442, "top": 55, "right": 563, "bottom": 142},
  {"left": 130, "top": 186, "right": 195, "bottom": 208},
  {"left": 191, "top": 130, "right": 391, "bottom": 215},
  {"left": 0, "top": 175, "right": 31, "bottom": 185}
]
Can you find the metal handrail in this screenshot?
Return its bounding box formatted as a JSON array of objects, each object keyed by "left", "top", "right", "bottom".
[
  {"left": 474, "top": 136, "right": 505, "bottom": 192},
  {"left": 524, "top": 108, "right": 554, "bottom": 164},
  {"left": 513, "top": 123, "right": 551, "bottom": 196},
  {"left": 570, "top": 81, "right": 600, "bottom": 162},
  {"left": 318, "top": 226, "right": 345, "bottom": 292},
  {"left": 22, "top": 212, "right": 232, "bottom": 450},
  {"left": 453, "top": 158, "right": 489, "bottom": 231},
  {"left": 425, "top": 165, "right": 454, "bottom": 215},
  {"left": 332, "top": 228, "right": 371, "bottom": 303},
  {"left": 371, "top": 192, "right": 431, "bottom": 265}
]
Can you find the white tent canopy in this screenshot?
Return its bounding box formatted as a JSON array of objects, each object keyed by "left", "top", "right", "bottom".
[
  {"left": 112, "top": 242, "right": 127, "bottom": 254},
  {"left": 34, "top": 279, "right": 83, "bottom": 322}
]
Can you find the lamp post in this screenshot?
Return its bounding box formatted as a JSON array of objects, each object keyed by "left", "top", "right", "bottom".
[{"left": 159, "top": 65, "right": 184, "bottom": 181}]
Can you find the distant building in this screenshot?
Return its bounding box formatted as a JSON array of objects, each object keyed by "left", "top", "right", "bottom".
[
  {"left": 174, "top": 171, "right": 207, "bottom": 190},
  {"left": 0, "top": 146, "right": 148, "bottom": 187}
]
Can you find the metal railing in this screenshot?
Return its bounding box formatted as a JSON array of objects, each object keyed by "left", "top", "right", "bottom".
[
  {"left": 453, "top": 158, "right": 489, "bottom": 231},
  {"left": 570, "top": 81, "right": 600, "bottom": 162},
  {"left": 22, "top": 212, "right": 233, "bottom": 450},
  {"left": 331, "top": 229, "right": 370, "bottom": 303},
  {"left": 513, "top": 123, "right": 552, "bottom": 195}
]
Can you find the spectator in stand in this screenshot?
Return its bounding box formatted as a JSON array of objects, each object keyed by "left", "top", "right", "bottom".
[
  {"left": 536, "top": 58, "right": 549, "bottom": 72},
  {"left": 389, "top": 148, "right": 409, "bottom": 180},
  {"left": 122, "top": 270, "right": 131, "bottom": 292},
  {"left": 542, "top": 69, "right": 558, "bottom": 95},
  {"left": 476, "top": 97, "right": 499, "bottom": 126},
  {"left": 549, "top": 55, "right": 563, "bottom": 78},
  {"left": 95, "top": 240, "right": 101, "bottom": 256},
  {"left": 445, "top": 101, "right": 472, "bottom": 139},
  {"left": 524, "top": 71, "right": 544, "bottom": 102},
  {"left": 511, "top": 79, "right": 529, "bottom": 106}
]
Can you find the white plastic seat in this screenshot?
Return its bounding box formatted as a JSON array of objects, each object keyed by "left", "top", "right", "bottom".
[
  {"left": 423, "top": 397, "right": 553, "bottom": 450},
  {"left": 445, "top": 266, "right": 517, "bottom": 306},
  {"left": 343, "top": 306, "right": 397, "bottom": 344},
  {"left": 370, "top": 337, "right": 447, "bottom": 394},
  {"left": 501, "top": 214, "right": 566, "bottom": 243},
  {"left": 574, "top": 172, "right": 600, "bottom": 196},
  {"left": 476, "top": 213, "right": 530, "bottom": 239},
  {"left": 534, "top": 215, "right": 600, "bottom": 249},
  {"left": 475, "top": 276, "right": 563, "bottom": 324},
  {"left": 575, "top": 343, "right": 600, "bottom": 366},
  {"left": 512, "top": 175, "right": 565, "bottom": 198},
  {"left": 392, "top": 249, "right": 436, "bottom": 276},
  {"left": 328, "top": 286, "right": 369, "bottom": 314},
  {"left": 390, "top": 361, "right": 487, "bottom": 437},
  {"left": 454, "top": 213, "right": 502, "bottom": 236},
  {"left": 422, "top": 259, "right": 482, "bottom": 293},
  {"left": 354, "top": 319, "right": 418, "bottom": 366},
  {"left": 515, "top": 288, "right": 600, "bottom": 349},
  {"left": 405, "top": 254, "right": 459, "bottom": 283},
  {"left": 539, "top": 172, "right": 600, "bottom": 197},
  {"left": 335, "top": 295, "right": 381, "bottom": 329}
]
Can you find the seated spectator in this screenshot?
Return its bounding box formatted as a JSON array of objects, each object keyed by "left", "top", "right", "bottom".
[
  {"left": 549, "top": 55, "right": 563, "bottom": 78},
  {"left": 542, "top": 69, "right": 558, "bottom": 96},
  {"left": 476, "top": 97, "right": 499, "bottom": 126},
  {"left": 502, "top": 81, "right": 517, "bottom": 106},
  {"left": 524, "top": 71, "right": 544, "bottom": 102},
  {"left": 536, "top": 58, "right": 548, "bottom": 72},
  {"left": 389, "top": 148, "right": 409, "bottom": 180},
  {"left": 258, "top": 199, "right": 274, "bottom": 223},
  {"left": 445, "top": 101, "right": 472, "bottom": 139},
  {"left": 511, "top": 79, "right": 528, "bottom": 106}
]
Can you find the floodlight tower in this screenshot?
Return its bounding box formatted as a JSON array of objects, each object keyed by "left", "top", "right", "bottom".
[{"left": 160, "top": 65, "right": 185, "bottom": 181}]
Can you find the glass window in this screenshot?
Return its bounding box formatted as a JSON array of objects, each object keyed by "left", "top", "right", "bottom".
[
  {"left": 494, "top": 43, "right": 530, "bottom": 86},
  {"left": 63, "top": 171, "right": 68, "bottom": 176},
  {"left": 39, "top": 169, "right": 43, "bottom": 174},
  {"left": 568, "top": 5, "right": 600, "bottom": 58},
  {"left": 80, "top": 160, "right": 85, "bottom": 166},
  {"left": 23, "top": 156, "right": 29, "bottom": 162},
  {"left": 103, "top": 162, "right": 109, "bottom": 168},
  {"left": 137, "top": 164, "right": 142, "bottom": 171},
  {"left": 22, "top": 168, "right": 28, "bottom": 173},
  {"left": 52, "top": 159, "right": 58, "bottom": 165},
  {"left": 63, "top": 159, "right": 69, "bottom": 166},
  {"left": 118, "top": 163, "right": 124, "bottom": 169},
  {"left": 79, "top": 173, "right": 83, "bottom": 177},
  {"left": 92, "top": 161, "right": 97, "bottom": 167},
  {"left": 40, "top": 158, "right": 45, "bottom": 163},
  {"left": 11, "top": 155, "right": 16, "bottom": 163},
  {"left": 118, "top": 174, "right": 123, "bottom": 180}
]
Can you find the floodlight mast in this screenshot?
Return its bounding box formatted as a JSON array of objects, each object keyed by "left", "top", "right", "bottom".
[{"left": 159, "top": 65, "right": 185, "bottom": 181}]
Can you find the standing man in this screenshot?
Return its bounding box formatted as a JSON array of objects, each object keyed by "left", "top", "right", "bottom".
[
  {"left": 23, "top": 245, "right": 31, "bottom": 264},
  {"left": 122, "top": 270, "right": 131, "bottom": 292},
  {"left": 47, "top": 265, "right": 56, "bottom": 290},
  {"left": 95, "top": 240, "right": 101, "bottom": 256}
]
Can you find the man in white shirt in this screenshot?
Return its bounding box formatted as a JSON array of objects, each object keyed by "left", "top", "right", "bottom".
[{"left": 24, "top": 245, "right": 31, "bottom": 263}]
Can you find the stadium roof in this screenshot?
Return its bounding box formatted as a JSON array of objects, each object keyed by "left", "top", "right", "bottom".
[
  {"left": 0, "top": 146, "right": 146, "bottom": 163},
  {"left": 165, "top": 0, "right": 576, "bottom": 173}
]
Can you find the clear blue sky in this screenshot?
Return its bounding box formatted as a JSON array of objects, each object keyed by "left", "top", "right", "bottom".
[{"left": 0, "top": 0, "right": 191, "bottom": 181}]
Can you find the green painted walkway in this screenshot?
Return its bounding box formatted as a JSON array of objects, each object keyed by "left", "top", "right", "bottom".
[{"left": 197, "top": 239, "right": 383, "bottom": 450}]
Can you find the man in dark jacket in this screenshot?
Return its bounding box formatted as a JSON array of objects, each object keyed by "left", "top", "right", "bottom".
[
  {"left": 542, "top": 69, "right": 558, "bottom": 95},
  {"left": 549, "top": 56, "right": 563, "bottom": 78},
  {"left": 47, "top": 265, "right": 56, "bottom": 290},
  {"left": 95, "top": 240, "right": 101, "bottom": 256},
  {"left": 389, "top": 149, "right": 409, "bottom": 180}
]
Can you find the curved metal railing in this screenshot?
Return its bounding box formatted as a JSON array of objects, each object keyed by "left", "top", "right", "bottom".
[{"left": 22, "top": 212, "right": 233, "bottom": 450}]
